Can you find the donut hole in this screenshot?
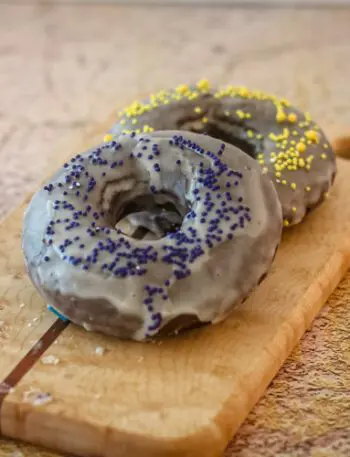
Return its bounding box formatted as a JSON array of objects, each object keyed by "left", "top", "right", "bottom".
[
  {"left": 179, "top": 117, "right": 259, "bottom": 159},
  {"left": 201, "top": 123, "right": 258, "bottom": 159},
  {"left": 110, "top": 192, "right": 188, "bottom": 240}
]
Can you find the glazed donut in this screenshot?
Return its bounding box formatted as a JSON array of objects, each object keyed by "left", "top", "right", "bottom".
[
  {"left": 110, "top": 80, "right": 336, "bottom": 227},
  {"left": 22, "top": 131, "right": 282, "bottom": 341}
]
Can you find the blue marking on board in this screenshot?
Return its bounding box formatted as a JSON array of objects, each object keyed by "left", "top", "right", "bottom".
[{"left": 47, "top": 305, "right": 69, "bottom": 322}]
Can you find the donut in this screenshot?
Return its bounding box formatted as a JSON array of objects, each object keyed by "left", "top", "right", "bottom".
[
  {"left": 22, "top": 131, "right": 282, "bottom": 341},
  {"left": 109, "top": 80, "right": 336, "bottom": 227}
]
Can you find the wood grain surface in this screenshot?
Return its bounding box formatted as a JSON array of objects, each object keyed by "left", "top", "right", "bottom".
[{"left": 0, "top": 3, "right": 350, "bottom": 457}]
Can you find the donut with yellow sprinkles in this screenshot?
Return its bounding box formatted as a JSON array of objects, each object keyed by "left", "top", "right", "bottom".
[{"left": 109, "top": 79, "right": 336, "bottom": 226}]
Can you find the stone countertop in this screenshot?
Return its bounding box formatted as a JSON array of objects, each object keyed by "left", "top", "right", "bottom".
[{"left": 0, "top": 3, "right": 349, "bottom": 456}]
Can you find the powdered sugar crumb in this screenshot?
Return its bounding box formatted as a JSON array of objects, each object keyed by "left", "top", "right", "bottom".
[
  {"left": 41, "top": 354, "right": 60, "bottom": 365},
  {"left": 95, "top": 346, "right": 105, "bottom": 356},
  {"left": 23, "top": 387, "right": 53, "bottom": 406}
]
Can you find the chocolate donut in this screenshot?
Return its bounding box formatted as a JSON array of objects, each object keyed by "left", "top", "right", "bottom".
[
  {"left": 22, "top": 131, "right": 282, "bottom": 341},
  {"left": 110, "top": 80, "right": 336, "bottom": 227}
]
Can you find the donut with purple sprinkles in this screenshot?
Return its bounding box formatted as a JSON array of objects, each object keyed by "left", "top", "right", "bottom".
[{"left": 22, "top": 131, "right": 282, "bottom": 340}]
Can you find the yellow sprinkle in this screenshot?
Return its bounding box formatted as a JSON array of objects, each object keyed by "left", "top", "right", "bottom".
[
  {"left": 275, "top": 172, "right": 281, "bottom": 178},
  {"left": 296, "top": 142, "right": 306, "bottom": 153},
  {"left": 196, "top": 78, "right": 211, "bottom": 91},
  {"left": 323, "top": 143, "right": 329, "bottom": 149},
  {"left": 239, "top": 87, "right": 249, "bottom": 97},
  {"left": 292, "top": 130, "right": 299, "bottom": 136},
  {"left": 194, "top": 106, "right": 202, "bottom": 114},
  {"left": 288, "top": 113, "right": 297, "bottom": 123},
  {"left": 307, "top": 140, "right": 312, "bottom": 145},
  {"left": 283, "top": 128, "right": 290, "bottom": 139},
  {"left": 305, "top": 111, "right": 312, "bottom": 122},
  {"left": 176, "top": 84, "right": 189, "bottom": 95},
  {"left": 262, "top": 167, "right": 269, "bottom": 174},
  {"left": 321, "top": 153, "right": 327, "bottom": 159},
  {"left": 305, "top": 129, "right": 319, "bottom": 143},
  {"left": 281, "top": 98, "right": 291, "bottom": 106},
  {"left": 298, "top": 158, "right": 305, "bottom": 167},
  {"left": 187, "top": 91, "right": 199, "bottom": 101},
  {"left": 236, "top": 109, "right": 245, "bottom": 119},
  {"left": 269, "top": 133, "right": 279, "bottom": 141},
  {"left": 290, "top": 182, "right": 297, "bottom": 190},
  {"left": 256, "top": 133, "right": 263, "bottom": 140},
  {"left": 283, "top": 219, "right": 290, "bottom": 227},
  {"left": 247, "top": 130, "right": 254, "bottom": 138},
  {"left": 301, "top": 137, "right": 306, "bottom": 143},
  {"left": 282, "top": 180, "right": 287, "bottom": 185},
  {"left": 131, "top": 118, "right": 138, "bottom": 125},
  {"left": 103, "top": 134, "right": 113, "bottom": 142},
  {"left": 202, "top": 117, "right": 208, "bottom": 124},
  {"left": 305, "top": 185, "right": 311, "bottom": 192},
  {"left": 276, "top": 112, "right": 286, "bottom": 123},
  {"left": 143, "top": 125, "right": 154, "bottom": 133}
]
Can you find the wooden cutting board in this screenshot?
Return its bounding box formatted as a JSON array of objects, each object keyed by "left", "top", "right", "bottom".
[{"left": 0, "top": 122, "right": 350, "bottom": 457}]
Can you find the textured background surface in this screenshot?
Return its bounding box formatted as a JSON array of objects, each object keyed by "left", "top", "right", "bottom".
[{"left": 0, "top": 3, "right": 349, "bottom": 456}]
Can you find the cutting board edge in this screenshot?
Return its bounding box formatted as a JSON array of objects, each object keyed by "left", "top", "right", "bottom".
[
  {"left": 1, "top": 401, "right": 227, "bottom": 457},
  {"left": 211, "top": 246, "right": 350, "bottom": 440}
]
